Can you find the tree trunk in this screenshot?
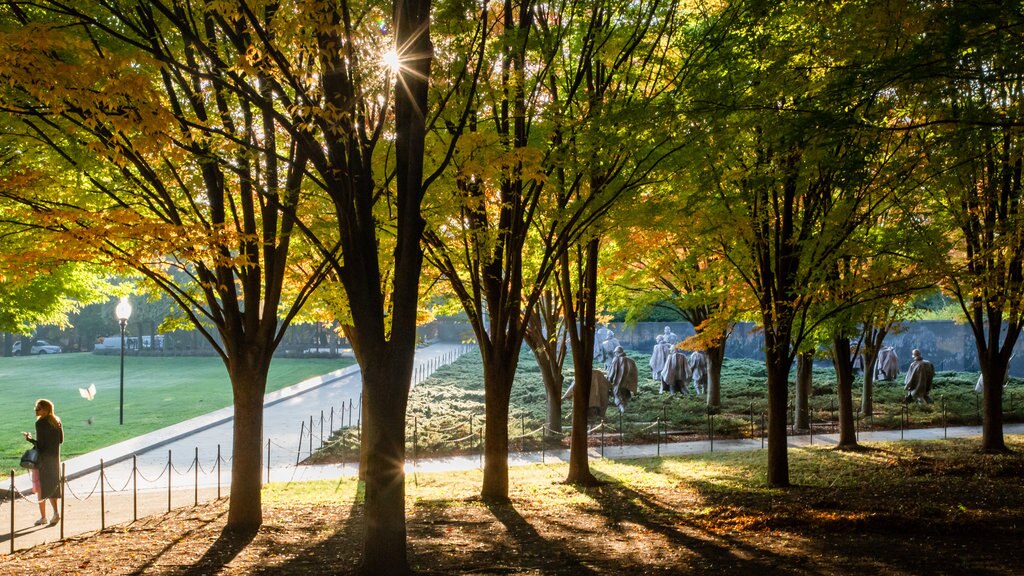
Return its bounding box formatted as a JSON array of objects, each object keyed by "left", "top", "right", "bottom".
[
  {"left": 523, "top": 295, "right": 566, "bottom": 442},
  {"left": 563, "top": 239, "right": 600, "bottom": 485},
  {"left": 706, "top": 342, "right": 726, "bottom": 408},
  {"left": 794, "top": 351, "right": 812, "bottom": 431},
  {"left": 482, "top": 360, "right": 514, "bottom": 501},
  {"left": 831, "top": 335, "right": 859, "bottom": 449},
  {"left": 763, "top": 331, "right": 791, "bottom": 488},
  {"left": 860, "top": 348, "right": 877, "bottom": 417},
  {"left": 981, "top": 361, "right": 1007, "bottom": 452},
  {"left": 360, "top": 357, "right": 413, "bottom": 575},
  {"left": 546, "top": 393, "right": 563, "bottom": 441},
  {"left": 226, "top": 359, "right": 269, "bottom": 529},
  {"left": 859, "top": 324, "right": 887, "bottom": 417}
]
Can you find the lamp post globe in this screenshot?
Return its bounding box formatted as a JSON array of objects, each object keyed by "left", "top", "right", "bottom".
[{"left": 115, "top": 297, "right": 132, "bottom": 425}]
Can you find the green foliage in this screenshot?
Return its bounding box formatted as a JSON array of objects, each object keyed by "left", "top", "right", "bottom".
[{"left": 0, "top": 264, "right": 111, "bottom": 335}]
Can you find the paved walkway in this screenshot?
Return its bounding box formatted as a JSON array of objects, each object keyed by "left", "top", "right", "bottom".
[{"left": 2, "top": 343, "right": 1022, "bottom": 554}]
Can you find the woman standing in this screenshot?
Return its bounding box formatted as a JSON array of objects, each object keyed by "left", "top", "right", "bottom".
[{"left": 23, "top": 399, "right": 63, "bottom": 526}]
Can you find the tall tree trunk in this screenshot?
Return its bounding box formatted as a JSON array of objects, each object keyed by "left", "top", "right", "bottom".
[
  {"left": 860, "top": 348, "right": 877, "bottom": 417},
  {"left": 794, "top": 351, "right": 812, "bottom": 431},
  {"left": 981, "top": 358, "right": 1007, "bottom": 452},
  {"left": 831, "top": 335, "right": 859, "bottom": 449},
  {"left": 763, "top": 330, "right": 791, "bottom": 488},
  {"left": 482, "top": 361, "right": 515, "bottom": 501},
  {"left": 360, "top": 355, "right": 413, "bottom": 575},
  {"left": 563, "top": 240, "right": 599, "bottom": 485},
  {"left": 706, "top": 342, "right": 726, "bottom": 408},
  {"left": 523, "top": 292, "right": 567, "bottom": 441},
  {"left": 975, "top": 315, "right": 1017, "bottom": 453},
  {"left": 859, "top": 324, "right": 887, "bottom": 417},
  {"left": 226, "top": 357, "right": 270, "bottom": 529}
]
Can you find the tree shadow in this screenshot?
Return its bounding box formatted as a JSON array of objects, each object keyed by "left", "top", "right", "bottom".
[
  {"left": 126, "top": 507, "right": 229, "bottom": 576},
  {"left": 482, "top": 500, "right": 600, "bottom": 576},
  {"left": 247, "top": 481, "right": 365, "bottom": 575},
  {"left": 573, "top": 473, "right": 812, "bottom": 575}
]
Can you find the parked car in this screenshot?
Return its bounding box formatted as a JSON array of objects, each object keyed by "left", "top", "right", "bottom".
[{"left": 11, "top": 340, "right": 62, "bottom": 355}]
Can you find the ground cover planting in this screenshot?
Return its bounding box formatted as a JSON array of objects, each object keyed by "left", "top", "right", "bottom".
[{"left": 311, "top": 349, "right": 1024, "bottom": 464}]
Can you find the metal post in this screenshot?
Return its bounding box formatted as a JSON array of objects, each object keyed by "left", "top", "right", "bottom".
[
  {"left": 320, "top": 410, "right": 325, "bottom": 448},
  {"left": 296, "top": 421, "right": 305, "bottom": 465},
  {"left": 167, "top": 449, "right": 172, "bottom": 512},
  {"left": 133, "top": 454, "right": 138, "bottom": 522},
  {"left": 100, "top": 459, "right": 106, "bottom": 530},
  {"left": 709, "top": 413, "right": 714, "bottom": 453},
  {"left": 309, "top": 415, "right": 314, "bottom": 456},
  {"left": 761, "top": 412, "right": 766, "bottom": 449},
  {"left": 119, "top": 318, "right": 127, "bottom": 425},
  {"left": 10, "top": 469, "right": 15, "bottom": 554},
  {"left": 942, "top": 396, "right": 947, "bottom": 439},
  {"left": 656, "top": 417, "right": 661, "bottom": 457},
  {"left": 330, "top": 406, "right": 335, "bottom": 436},
  {"left": 601, "top": 420, "right": 606, "bottom": 458}
]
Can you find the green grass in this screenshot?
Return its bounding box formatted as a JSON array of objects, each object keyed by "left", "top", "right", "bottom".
[
  {"left": 0, "top": 353, "right": 354, "bottom": 472},
  {"left": 311, "top": 349, "right": 1024, "bottom": 463}
]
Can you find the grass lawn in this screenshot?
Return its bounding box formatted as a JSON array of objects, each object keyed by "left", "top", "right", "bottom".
[
  {"left": 6, "top": 437, "right": 1023, "bottom": 574},
  {"left": 0, "top": 353, "right": 354, "bottom": 472}
]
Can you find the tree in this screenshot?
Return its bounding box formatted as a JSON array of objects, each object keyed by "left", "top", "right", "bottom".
[
  {"left": 0, "top": 7, "right": 435, "bottom": 570},
  {"left": 910, "top": 1, "right": 1024, "bottom": 453},
  {"left": 686, "top": 0, "right": 922, "bottom": 484}
]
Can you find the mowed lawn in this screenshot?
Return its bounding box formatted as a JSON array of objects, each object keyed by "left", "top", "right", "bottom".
[{"left": 0, "top": 353, "right": 354, "bottom": 472}]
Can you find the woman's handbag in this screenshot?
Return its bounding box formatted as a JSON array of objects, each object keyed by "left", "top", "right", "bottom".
[{"left": 20, "top": 448, "right": 39, "bottom": 469}]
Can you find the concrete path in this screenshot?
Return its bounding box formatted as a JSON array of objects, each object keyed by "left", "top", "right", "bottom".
[{"left": 2, "top": 340, "right": 1022, "bottom": 554}]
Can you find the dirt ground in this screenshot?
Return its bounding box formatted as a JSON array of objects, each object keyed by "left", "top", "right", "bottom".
[{"left": 3, "top": 465, "right": 1022, "bottom": 576}]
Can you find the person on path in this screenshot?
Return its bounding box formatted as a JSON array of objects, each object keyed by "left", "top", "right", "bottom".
[
  {"left": 650, "top": 335, "right": 671, "bottom": 390},
  {"left": 904, "top": 349, "right": 935, "bottom": 404},
  {"left": 607, "top": 346, "right": 639, "bottom": 413},
  {"left": 23, "top": 398, "right": 63, "bottom": 527}
]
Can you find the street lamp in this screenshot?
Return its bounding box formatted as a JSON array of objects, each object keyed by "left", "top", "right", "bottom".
[{"left": 115, "top": 297, "right": 132, "bottom": 425}]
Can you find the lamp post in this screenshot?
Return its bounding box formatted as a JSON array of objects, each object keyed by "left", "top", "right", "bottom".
[{"left": 115, "top": 297, "right": 132, "bottom": 425}]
